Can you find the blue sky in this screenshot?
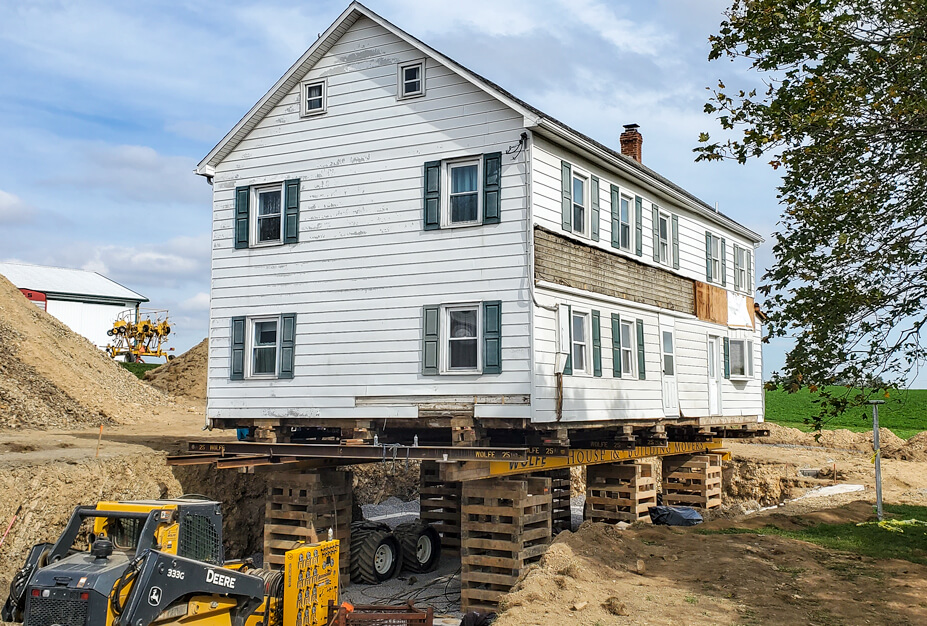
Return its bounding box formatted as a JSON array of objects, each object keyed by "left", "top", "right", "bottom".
[{"left": 0, "top": 0, "right": 797, "bottom": 376}]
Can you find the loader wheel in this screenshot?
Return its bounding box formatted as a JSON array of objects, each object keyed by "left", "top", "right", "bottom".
[
  {"left": 349, "top": 521, "right": 401, "bottom": 584},
  {"left": 393, "top": 521, "right": 441, "bottom": 573}
]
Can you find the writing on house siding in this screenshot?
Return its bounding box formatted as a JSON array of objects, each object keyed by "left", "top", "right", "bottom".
[{"left": 533, "top": 226, "right": 695, "bottom": 314}]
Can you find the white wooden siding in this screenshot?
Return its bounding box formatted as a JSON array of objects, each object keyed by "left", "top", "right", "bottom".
[
  {"left": 531, "top": 134, "right": 756, "bottom": 290},
  {"left": 45, "top": 300, "right": 132, "bottom": 350},
  {"left": 207, "top": 17, "right": 531, "bottom": 420}
]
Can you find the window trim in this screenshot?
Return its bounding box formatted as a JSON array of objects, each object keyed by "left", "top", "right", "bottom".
[
  {"left": 300, "top": 78, "right": 327, "bottom": 117},
  {"left": 441, "top": 303, "right": 481, "bottom": 374},
  {"left": 619, "top": 319, "right": 635, "bottom": 379},
  {"left": 246, "top": 316, "right": 281, "bottom": 379},
  {"left": 250, "top": 183, "right": 285, "bottom": 247},
  {"left": 734, "top": 244, "right": 753, "bottom": 293},
  {"left": 441, "top": 157, "right": 482, "bottom": 228},
  {"left": 656, "top": 209, "right": 671, "bottom": 266},
  {"left": 571, "top": 170, "right": 590, "bottom": 238},
  {"left": 728, "top": 337, "right": 754, "bottom": 379},
  {"left": 571, "top": 309, "right": 591, "bottom": 375},
  {"left": 397, "top": 59, "right": 426, "bottom": 99},
  {"left": 618, "top": 193, "right": 633, "bottom": 252}
]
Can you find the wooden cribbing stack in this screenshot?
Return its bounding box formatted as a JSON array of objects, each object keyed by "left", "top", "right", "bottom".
[
  {"left": 538, "top": 468, "right": 572, "bottom": 533},
  {"left": 263, "top": 468, "right": 353, "bottom": 574},
  {"left": 419, "top": 461, "right": 463, "bottom": 553},
  {"left": 459, "top": 476, "right": 552, "bottom": 613},
  {"left": 661, "top": 454, "right": 722, "bottom": 510},
  {"left": 585, "top": 461, "right": 657, "bottom": 523}
]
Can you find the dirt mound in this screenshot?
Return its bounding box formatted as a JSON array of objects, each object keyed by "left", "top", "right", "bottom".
[
  {"left": 896, "top": 431, "right": 927, "bottom": 461},
  {"left": 759, "top": 422, "right": 927, "bottom": 461},
  {"left": 145, "top": 338, "right": 208, "bottom": 401},
  {"left": 350, "top": 461, "right": 420, "bottom": 505},
  {"left": 0, "top": 274, "right": 171, "bottom": 429},
  {"left": 495, "top": 503, "right": 927, "bottom": 625}
]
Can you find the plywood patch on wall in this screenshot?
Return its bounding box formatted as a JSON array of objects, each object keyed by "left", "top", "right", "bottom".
[{"left": 694, "top": 281, "right": 728, "bottom": 326}]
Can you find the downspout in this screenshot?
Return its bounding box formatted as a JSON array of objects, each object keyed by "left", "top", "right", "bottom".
[{"left": 523, "top": 130, "right": 562, "bottom": 422}]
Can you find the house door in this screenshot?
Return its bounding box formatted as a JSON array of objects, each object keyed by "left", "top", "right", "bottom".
[
  {"left": 707, "top": 336, "right": 722, "bottom": 415},
  {"left": 660, "top": 318, "right": 679, "bottom": 417}
]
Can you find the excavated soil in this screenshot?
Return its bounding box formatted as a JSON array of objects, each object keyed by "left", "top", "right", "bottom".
[
  {"left": 350, "top": 461, "right": 420, "bottom": 505},
  {"left": 0, "top": 274, "right": 171, "bottom": 429},
  {"left": 145, "top": 338, "right": 208, "bottom": 401},
  {"left": 762, "top": 422, "right": 924, "bottom": 460},
  {"left": 495, "top": 502, "right": 927, "bottom": 626}
]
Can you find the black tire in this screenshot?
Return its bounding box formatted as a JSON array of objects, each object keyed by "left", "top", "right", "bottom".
[
  {"left": 349, "top": 522, "right": 402, "bottom": 584},
  {"left": 393, "top": 521, "right": 441, "bottom": 573}
]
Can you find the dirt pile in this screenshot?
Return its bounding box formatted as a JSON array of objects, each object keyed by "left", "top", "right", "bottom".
[
  {"left": 350, "top": 461, "right": 420, "bottom": 505},
  {"left": 495, "top": 502, "right": 927, "bottom": 625},
  {"left": 761, "top": 422, "right": 923, "bottom": 460},
  {"left": 0, "top": 275, "right": 171, "bottom": 429},
  {"left": 0, "top": 448, "right": 182, "bottom": 592},
  {"left": 145, "top": 338, "right": 208, "bottom": 401}
]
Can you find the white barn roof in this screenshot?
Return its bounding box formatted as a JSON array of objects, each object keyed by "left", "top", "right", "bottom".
[{"left": 0, "top": 262, "right": 147, "bottom": 305}]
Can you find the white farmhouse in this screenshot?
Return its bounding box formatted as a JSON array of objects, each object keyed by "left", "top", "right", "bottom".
[
  {"left": 196, "top": 2, "right": 764, "bottom": 447},
  {"left": 0, "top": 261, "right": 147, "bottom": 349}
]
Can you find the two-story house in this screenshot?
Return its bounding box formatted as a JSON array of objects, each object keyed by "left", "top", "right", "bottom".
[{"left": 195, "top": 2, "right": 764, "bottom": 447}]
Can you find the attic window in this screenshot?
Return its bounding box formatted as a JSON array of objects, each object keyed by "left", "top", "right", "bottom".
[
  {"left": 301, "top": 79, "right": 326, "bottom": 116},
  {"left": 398, "top": 60, "right": 425, "bottom": 99}
]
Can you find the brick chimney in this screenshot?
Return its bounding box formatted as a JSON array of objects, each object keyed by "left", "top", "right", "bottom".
[{"left": 620, "top": 123, "right": 642, "bottom": 163}]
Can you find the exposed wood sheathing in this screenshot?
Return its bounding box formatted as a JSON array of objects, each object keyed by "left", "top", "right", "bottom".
[
  {"left": 694, "top": 281, "right": 728, "bottom": 325},
  {"left": 534, "top": 227, "right": 695, "bottom": 314}
]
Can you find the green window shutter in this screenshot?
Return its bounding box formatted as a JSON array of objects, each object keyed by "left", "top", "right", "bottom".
[
  {"left": 422, "top": 305, "right": 440, "bottom": 375},
  {"left": 278, "top": 313, "right": 296, "bottom": 379},
  {"left": 747, "top": 250, "right": 753, "bottom": 292},
  {"left": 610, "top": 185, "right": 620, "bottom": 249},
  {"left": 733, "top": 245, "right": 742, "bottom": 291},
  {"left": 590, "top": 176, "right": 600, "bottom": 241},
  {"left": 423, "top": 161, "right": 441, "bottom": 230},
  {"left": 230, "top": 316, "right": 245, "bottom": 380},
  {"left": 720, "top": 238, "right": 727, "bottom": 286},
  {"left": 591, "top": 309, "right": 602, "bottom": 377},
  {"left": 234, "top": 187, "right": 250, "bottom": 250},
  {"left": 636, "top": 319, "right": 646, "bottom": 380},
  {"left": 705, "top": 232, "right": 713, "bottom": 282},
  {"left": 563, "top": 304, "right": 573, "bottom": 376},
  {"left": 635, "top": 196, "right": 643, "bottom": 256},
  {"left": 651, "top": 205, "right": 660, "bottom": 262},
  {"left": 284, "top": 179, "right": 300, "bottom": 244},
  {"left": 482, "top": 152, "right": 502, "bottom": 224},
  {"left": 482, "top": 300, "right": 502, "bottom": 374},
  {"left": 561, "top": 161, "right": 572, "bottom": 231},
  {"left": 611, "top": 314, "right": 621, "bottom": 377},
  {"left": 671, "top": 214, "right": 679, "bottom": 270},
  {"left": 723, "top": 336, "right": 731, "bottom": 379}
]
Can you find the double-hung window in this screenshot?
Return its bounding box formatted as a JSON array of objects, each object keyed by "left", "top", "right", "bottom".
[
  {"left": 619, "top": 319, "right": 634, "bottom": 377},
  {"left": 301, "top": 79, "right": 327, "bottom": 116},
  {"left": 734, "top": 245, "right": 753, "bottom": 293},
  {"left": 230, "top": 313, "right": 297, "bottom": 381},
  {"left": 572, "top": 174, "right": 587, "bottom": 236},
  {"left": 729, "top": 338, "right": 754, "bottom": 378},
  {"left": 253, "top": 184, "right": 283, "bottom": 244},
  {"left": 571, "top": 311, "right": 589, "bottom": 374},
  {"left": 656, "top": 211, "right": 670, "bottom": 264},
  {"left": 706, "top": 232, "right": 727, "bottom": 285},
  {"left": 618, "top": 195, "right": 632, "bottom": 251},
  {"left": 398, "top": 60, "right": 425, "bottom": 98},
  {"left": 447, "top": 160, "right": 480, "bottom": 225},
  {"left": 446, "top": 305, "right": 479, "bottom": 371}
]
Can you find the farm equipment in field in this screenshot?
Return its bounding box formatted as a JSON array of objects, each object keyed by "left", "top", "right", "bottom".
[{"left": 106, "top": 307, "right": 174, "bottom": 363}]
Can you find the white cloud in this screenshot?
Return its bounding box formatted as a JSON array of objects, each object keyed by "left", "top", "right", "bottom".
[
  {"left": 0, "top": 190, "right": 36, "bottom": 224},
  {"left": 557, "top": 0, "right": 670, "bottom": 57},
  {"left": 180, "top": 292, "right": 211, "bottom": 312}
]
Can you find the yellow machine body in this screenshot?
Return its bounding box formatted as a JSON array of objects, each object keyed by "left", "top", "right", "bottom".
[{"left": 283, "top": 540, "right": 339, "bottom": 626}]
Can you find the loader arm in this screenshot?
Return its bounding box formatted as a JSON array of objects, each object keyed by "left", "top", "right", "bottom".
[{"left": 114, "top": 550, "right": 264, "bottom": 626}]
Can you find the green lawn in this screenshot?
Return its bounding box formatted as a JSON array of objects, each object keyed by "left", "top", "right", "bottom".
[
  {"left": 699, "top": 504, "right": 927, "bottom": 565},
  {"left": 119, "top": 362, "right": 161, "bottom": 379},
  {"left": 765, "top": 387, "right": 927, "bottom": 439}
]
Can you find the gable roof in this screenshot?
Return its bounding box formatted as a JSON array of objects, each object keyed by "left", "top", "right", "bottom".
[
  {"left": 197, "top": 1, "right": 762, "bottom": 244},
  {"left": 0, "top": 262, "right": 147, "bottom": 305}
]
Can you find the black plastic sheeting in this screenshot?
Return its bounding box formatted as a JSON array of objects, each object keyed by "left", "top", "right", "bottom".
[{"left": 648, "top": 505, "right": 703, "bottom": 526}]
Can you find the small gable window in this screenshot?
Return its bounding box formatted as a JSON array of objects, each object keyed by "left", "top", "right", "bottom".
[
  {"left": 301, "top": 79, "right": 327, "bottom": 116},
  {"left": 398, "top": 60, "right": 425, "bottom": 99}
]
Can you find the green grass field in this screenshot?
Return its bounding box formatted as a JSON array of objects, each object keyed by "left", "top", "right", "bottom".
[
  {"left": 765, "top": 387, "right": 927, "bottom": 439},
  {"left": 119, "top": 362, "right": 161, "bottom": 379}
]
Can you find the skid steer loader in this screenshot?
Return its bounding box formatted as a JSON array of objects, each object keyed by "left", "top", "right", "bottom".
[{"left": 2, "top": 498, "right": 339, "bottom": 626}]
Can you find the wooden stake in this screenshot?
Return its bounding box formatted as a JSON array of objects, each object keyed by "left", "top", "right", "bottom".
[{"left": 95, "top": 424, "right": 104, "bottom": 458}]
